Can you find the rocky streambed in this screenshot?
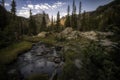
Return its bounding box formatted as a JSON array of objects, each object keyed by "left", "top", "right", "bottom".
[{"left": 7, "top": 42, "right": 64, "bottom": 80}]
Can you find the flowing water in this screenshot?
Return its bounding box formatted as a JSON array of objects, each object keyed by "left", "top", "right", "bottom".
[{"left": 8, "top": 42, "right": 64, "bottom": 79}]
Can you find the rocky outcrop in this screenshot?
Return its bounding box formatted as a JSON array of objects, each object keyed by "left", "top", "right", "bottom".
[
  {"left": 80, "top": 31, "right": 98, "bottom": 40},
  {"left": 59, "top": 28, "right": 116, "bottom": 47},
  {"left": 32, "top": 14, "right": 50, "bottom": 33},
  {"left": 37, "top": 27, "right": 115, "bottom": 47},
  {"left": 58, "top": 28, "right": 114, "bottom": 43},
  {"left": 60, "top": 16, "right": 66, "bottom": 26},
  {"left": 58, "top": 27, "right": 80, "bottom": 40},
  {"left": 58, "top": 28, "right": 98, "bottom": 40}
]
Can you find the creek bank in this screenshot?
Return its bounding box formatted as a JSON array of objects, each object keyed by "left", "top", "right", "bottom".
[{"left": 0, "top": 41, "right": 32, "bottom": 65}]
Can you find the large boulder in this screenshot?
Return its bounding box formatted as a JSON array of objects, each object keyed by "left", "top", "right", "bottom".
[
  {"left": 80, "top": 31, "right": 98, "bottom": 40},
  {"left": 61, "top": 27, "right": 73, "bottom": 35},
  {"left": 67, "top": 31, "right": 80, "bottom": 40},
  {"left": 37, "top": 32, "right": 48, "bottom": 38},
  {"left": 58, "top": 28, "right": 81, "bottom": 40}
]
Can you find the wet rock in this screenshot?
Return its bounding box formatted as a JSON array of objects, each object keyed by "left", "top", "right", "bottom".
[
  {"left": 8, "top": 69, "right": 16, "bottom": 74},
  {"left": 55, "top": 46, "right": 62, "bottom": 51},
  {"left": 37, "top": 41, "right": 42, "bottom": 46},
  {"left": 74, "top": 59, "right": 82, "bottom": 69},
  {"left": 30, "top": 50, "right": 36, "bottom": 53},
  {"left": 54, "top": 57, "right": 61, "bottom": 63},
  {"left": 41, "top": 51, "right": 48, "bottom": 55},
  {"left": 36, "top": 52, "right": 42, "bottom": 56},
  {"left": 32, "top": 46, "right": 38, "bottom": 50}
]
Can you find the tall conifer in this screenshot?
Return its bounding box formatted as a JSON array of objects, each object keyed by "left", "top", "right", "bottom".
[
  {"left": 65, "top": 5, "right": 71, "bottom": 27},
  {"left": 11, "top": 0, "right": 16, "bottom": 15}
]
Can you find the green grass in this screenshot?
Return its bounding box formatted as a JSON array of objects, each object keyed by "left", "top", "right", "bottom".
[
  {"left": 23, "top": 36, "right": 42, "bottom": 43},
  {"left": 26, "top": 74, "right": 49, "bottom": 80},
  {"left": 0, "top": 41, "right": 32, "bottom": 64},
  {"left": 23, "top": 35, "right": 57, "bottom": 46}
]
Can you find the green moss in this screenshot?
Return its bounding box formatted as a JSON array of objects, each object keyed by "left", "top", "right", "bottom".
[
  {"left": 65, "top": 50, "right": 76, "bottom": 61},
  {"left": 0, "top": 41, "right": 32, "bottom": 64},
  {"left": 27, "top": 74, "right": 49, "bottom": 80}
]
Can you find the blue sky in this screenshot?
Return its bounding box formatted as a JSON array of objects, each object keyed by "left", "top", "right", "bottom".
[{"left": 4, "top": 0, "right": 113, "bottom": 19}]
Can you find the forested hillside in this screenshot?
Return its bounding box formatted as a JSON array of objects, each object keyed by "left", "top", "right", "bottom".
[
  {"left": 0, "top": 5, "right": 50, "bottom": 48},
  {"left": 63, "top": 0, "right": 120, "bottom": 33},
  {"left": 81, "top": 0, "right": 120, "bottom": 32},
  {"left": 0, "top": 5, "right": 29, "bottom": 48}
]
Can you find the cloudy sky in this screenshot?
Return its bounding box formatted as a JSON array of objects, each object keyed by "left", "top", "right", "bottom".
[{"left": 4, "top": 0, "right": 113, "bottom": 19}]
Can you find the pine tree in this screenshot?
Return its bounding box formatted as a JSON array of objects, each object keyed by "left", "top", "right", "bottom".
[
  {"left": 53, "top": 17, "right": 56, "bottom": 24},
  {"left": 56, "top": 11, "right": 60, "bottom": 26},
  {"left": 51, "top": 16, "right": 54, "bottom": 27},
  {"left": 0, "top": 4, "right": 7, "bottom": 31},
  {"left": 81, "top": 10, "right": 86, "bottom": 31},
  {"left": 50, "top": 16, "right": 54, "bottom": 31},
  {"left": 65, "top": 5, "right": 71, "bottom": 27},
  {"left": 71, "top": 0, "right": 77, "bottom": 29},
  {"left": 41, "top": 11, "right": 47, "bottom": 31},
  {"left": 11, "top": 0, "right": 16, "bottom": 15},
  {"left": 29, "top": 9, "right": 32, "bottom": 35},
  {"left": 78, "top": 1, "right": 82, "bottom": 30},
  {"left": 72, "top": 0, "right": 76, "bottom": 15},
  {"left": 79, "top": 1, "right": 82, "bottom": 16},
  {"left": 1, "top": 0, "right": 5, "bottom": 8},
  {"left": 48, "top": 16, "right": 53, "bottom": 32},
  {"left": 29, "top": 9, "right": 37, "bottom": 35},
  {"left": 56, "top": 11, "right": 60, "bottom": 32}
]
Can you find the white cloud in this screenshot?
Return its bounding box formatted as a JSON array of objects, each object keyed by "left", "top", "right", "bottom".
[
  {"left": 17, "top": 1, "right": 65, "bottom": 18},
  {"left": 5, "top": 3, "right": 10, "bottom": 7},
  {"left": 17, "top": 10, "right": 30, "bottom": 18},
  {"left": 26, "top": 1, "right": 65, "bottom": 10},
  {"left": 28, "top": 4, "right": 34, "bottom": 9},
  {"left": 34, "top": 4, "right": 49, "bottom": 10},
  {"left": 51, "top": 1, "right": 65, "bottom": 9},
  {"left": 21, "top": 7, "right": 29, "bottom": 10},
  {"left": 61, "top": 12, "right": 67, "bottom": 17},
  {"left": 34, "top": 4, "right": 40, "bottom": 10},
  {"left": 39, "top": 4, "right": 49, "bottom": 9}
]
